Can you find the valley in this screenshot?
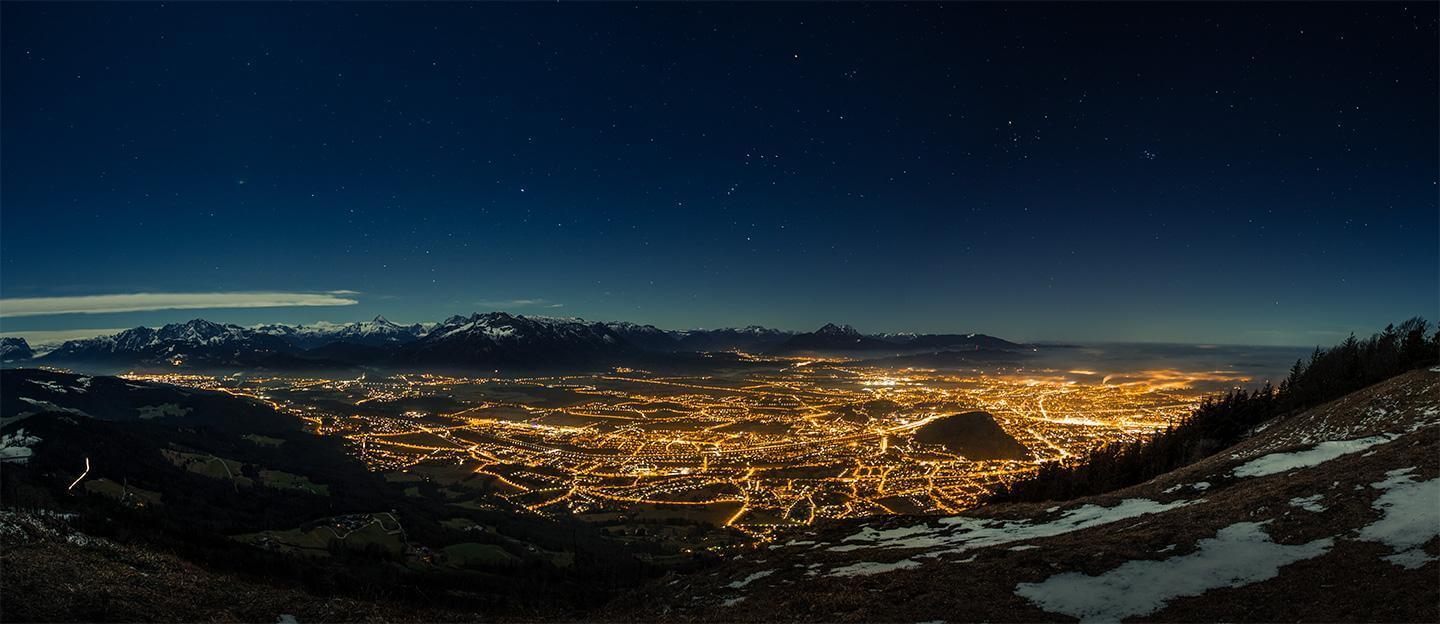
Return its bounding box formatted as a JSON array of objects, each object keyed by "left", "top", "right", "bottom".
[{"left": 126, "top": 358, "right": 1240, "bottom": 540}]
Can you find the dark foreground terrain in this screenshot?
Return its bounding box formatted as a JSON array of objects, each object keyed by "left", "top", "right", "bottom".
[
  {"left": 609, "top": 369, "right": 1440, "bottom": 622},
  {"left": 2, "top": 368, "right": 1437, "bottom": 622}
]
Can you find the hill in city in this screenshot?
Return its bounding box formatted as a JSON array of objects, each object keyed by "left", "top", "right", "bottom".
[{"left": 913, "top": 411, "right": 1032, "bottom": 460}]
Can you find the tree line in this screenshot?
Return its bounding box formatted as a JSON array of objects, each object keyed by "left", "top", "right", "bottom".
[{"left": 988, "top": 317, "right": 1439, "bottom": 503}]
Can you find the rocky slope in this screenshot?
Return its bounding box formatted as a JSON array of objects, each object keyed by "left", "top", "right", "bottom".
[{"left": 607, "top": 369, "right": 1440, "bottom": 622}]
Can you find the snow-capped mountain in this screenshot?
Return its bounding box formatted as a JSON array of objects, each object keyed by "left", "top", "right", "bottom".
[
  {"left": 778, "top": 323, "right": 896, "bottom": 351},
  {"left": 403, "top": 312, "right": 636, "bottom": 368},
  {"left": 603, "top": 322, "right": 681, "bottom": 351},
  {"left": 903, "top": 332, "right": 1026, "bottom": 351},
  {"left": 44, "top": 319, "right": 298, "bottom": 367},
  {"left": 29, "top": 313, "right": 1025, "bottom": 371},
  {"left": 0, "top": 337, "right": 33, "bottom": 362},
  {"left": 670, "top": 326, "right": 796, "bottom": 352},
  {"left": 252, "top": 316, "right": 431, "bottom": 349},
  {"left": 875, "top": 331, "right": 920, "bottom": 343},
  {"left": 776, "top": 324, "right": 1027, "bottom": 353}
]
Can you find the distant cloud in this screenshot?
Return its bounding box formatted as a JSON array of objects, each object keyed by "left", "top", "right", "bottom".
[
  {"left": 475, "top": 298, "right": 565, "bottom": 309},
  {"left": 0, "top": 291, "right": 360, "bottom": 318}
]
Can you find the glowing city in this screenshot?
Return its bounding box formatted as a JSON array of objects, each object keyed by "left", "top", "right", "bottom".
[{"left": 126, "top": 356, "right": 1247, "bottom": 539}]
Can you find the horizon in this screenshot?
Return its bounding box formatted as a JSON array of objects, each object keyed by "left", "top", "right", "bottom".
[{"left": 0, "top": 306, "right": 1407, "bottom": 351}]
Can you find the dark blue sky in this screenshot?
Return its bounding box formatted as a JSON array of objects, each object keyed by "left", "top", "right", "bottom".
[{"left": 2, "top": 3, "right": 1435, "bottom": 345}]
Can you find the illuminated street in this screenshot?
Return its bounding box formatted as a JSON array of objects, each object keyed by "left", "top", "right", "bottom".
[{"left": 127, "top": 358, "right": 1246, "bottom": 538}]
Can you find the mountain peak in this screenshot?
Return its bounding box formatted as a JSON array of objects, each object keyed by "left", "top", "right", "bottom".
[
  {"left": 815, "top": 323, "right": 860, "bottom": 337},
  {"left": 0, "top": 336, "right": 33, "bottom": 361}
]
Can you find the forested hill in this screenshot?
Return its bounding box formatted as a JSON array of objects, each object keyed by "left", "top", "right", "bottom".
[{"left": 990, "top": 317, "right": 1440, "bottom": 504}]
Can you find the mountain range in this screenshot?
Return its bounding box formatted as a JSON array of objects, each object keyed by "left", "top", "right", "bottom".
[{"left": 10, "top": 314, "right": 1028, "bottom": 372}]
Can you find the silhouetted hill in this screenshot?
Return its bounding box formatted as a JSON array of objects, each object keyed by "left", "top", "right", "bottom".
[{"left": 913, "top": 411, "right": 1031, "bottom": 460}]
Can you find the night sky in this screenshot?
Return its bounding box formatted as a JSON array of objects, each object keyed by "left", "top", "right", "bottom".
[{"left": 2, "top": 3, "right": 1435, "bottom": 345}]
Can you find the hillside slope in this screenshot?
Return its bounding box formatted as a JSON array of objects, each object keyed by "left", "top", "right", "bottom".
[
  {"left": 607, "top": 369, "right": 1440, "bottom": 622},
  {"left": 0, "top": 368, "right": 651, "bottom": 621},
  {"left": 0, "top": 510, "right": 454, "bottom": 623}
]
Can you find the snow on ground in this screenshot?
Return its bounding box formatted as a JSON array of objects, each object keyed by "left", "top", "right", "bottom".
[
  {"left": 14, "top": 397, "right": 91, "bottom": 419},
  {"left": 1288, "top": 494, "right": 1327, "bottom": 512},
  {"left": 1357, "top": 468, "right": 1440, "bottom": 570},
  {"left": 1014, "top": 521, "right": 1333, "bottom": 623},
  {"left": 0, "top": 429, "right": 41, "bottom": 464},
  {"left": 1231, "top": 435, "right": 1397, "bottom": 478},
  {"left": 833, "top": 498, "right": 1198, "bottom": 557},
  {"left": 826, "top": 558, "right": 923, "bottom": 577},
  {"left": 727, "top": 569, "right": 774, "bottom": 589},
  {"left": 26, "top": 379, "right": 70, "bottom": 393},
  {"left": 1239, "top": 375, "right": 1440, "bottom": 455}
]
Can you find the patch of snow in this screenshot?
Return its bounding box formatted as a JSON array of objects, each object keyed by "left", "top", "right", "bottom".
[
  {"left": 0, "top": 429, "right": 41, "bottom": 464},
  {"left": 16, "top": 397, "right": 91, "bottom": 418},
  {"left": 1165, "top": 481, "right": 1211, "bottom": 494},
  {"left": 727, "top": 569, "right": 774, "bottom": 589},
  {"left": 1009, "top": 545, "right": 1038, "bottom": 551},
  {"left": 1014, "top": 521, "right": 1332, "bottom": 623},
  {"left": 137, "top": 403, "right": 192, "bottom": 420},
  {"left": 834, "top": 498, "right": 1198, "bottom": 558},
  {"left": 1288, "top": 494, "right": 1327, "bottom": 513},
  {"left": 1357, "top": 468, "right": 1440, "bottom": 569},
  {"left": 1250, "top": 417, "right": 1278, "bottom": 434},
  {"left": 27, "top": 379, "right": 69, "bottom": 393},
  {"left": 721, "top": 597, "right": 745, "bottom": 607},
  {"left": 827, "top": 558, "right": 923, "bottom": 577},
  {"left": 1231, "top": 435, "right": 1396, "bottom": 478}
]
